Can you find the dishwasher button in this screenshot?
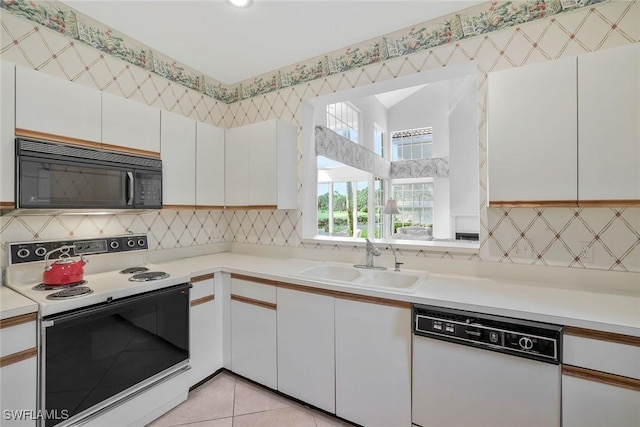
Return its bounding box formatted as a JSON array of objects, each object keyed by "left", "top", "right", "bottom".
[
  {"left": 445, "top": 323, "right": 455, "bottom": 333},
  {"left": 489, "top": 331, "right": 500, "bottom": 343},
  {"left": 432, "top": 321, "right": 443, "bottom": 331}
]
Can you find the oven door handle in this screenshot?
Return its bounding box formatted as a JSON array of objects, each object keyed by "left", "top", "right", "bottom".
[{"left": 42, "top": 283, "right": 191, "bottom": 327}]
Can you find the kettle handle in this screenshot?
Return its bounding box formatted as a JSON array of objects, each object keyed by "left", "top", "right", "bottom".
[{"left": 44, "top": 245, "right": 75, "bottom": 271}]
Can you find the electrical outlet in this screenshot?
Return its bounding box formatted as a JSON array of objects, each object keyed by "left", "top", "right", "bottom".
[
  {"left": 513, "top": 240, "right": 533, "bottom": 258},
  {"left": 576, "top": 241, "right": 593, "bottom": 263}
]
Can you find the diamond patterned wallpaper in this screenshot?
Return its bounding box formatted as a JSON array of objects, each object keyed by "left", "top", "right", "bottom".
[{"left": 1, "top": 1, "right": 639, "bottom": 276}]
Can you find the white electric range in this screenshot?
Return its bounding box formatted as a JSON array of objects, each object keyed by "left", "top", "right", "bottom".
[
  {"left": 5, "top": 234, "right": 190, "bottom": 316},
  {"left": 4, "top": 234, "right": 192, "bottom": 427}
]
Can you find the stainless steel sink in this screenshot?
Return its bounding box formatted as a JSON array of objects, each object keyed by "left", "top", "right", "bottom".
[{"left": 294, "top": 264, "right": 425, "bottom": 292}]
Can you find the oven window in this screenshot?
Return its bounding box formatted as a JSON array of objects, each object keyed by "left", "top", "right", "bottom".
[
  {"left": 19, "top": 159, "right": 127, "bottom": 208},
  {"left": 44, "top": 285, "right": 189, "bottom": 426}
]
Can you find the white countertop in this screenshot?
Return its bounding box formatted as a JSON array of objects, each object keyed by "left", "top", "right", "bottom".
[
  {"left": 154, "top": 252, "right": 640, "bottom": 337},
  {"left": 1, "top": 286, "right": 38, "bottom": 320}
]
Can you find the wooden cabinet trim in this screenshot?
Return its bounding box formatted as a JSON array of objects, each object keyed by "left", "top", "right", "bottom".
[
  {"left": 99, "top": 142, "right": 160, "bottom": 158},
  {"left": 0, "top": 347, "right": 37, "bottom": 368},
  {"left": 225, "top": 205, "right": 278, "bottom": 210},
  {"left": 195, "top": 205, "right": 225, "bottom": 210},
  {"left": 489, "top": 200, "right": 578, "bottom": 208},
  {"left": 0, "top": 201, "right": 16, "bottom": 209},
  {"left": 0, "top": 313, "right": 36, "bottom": 329},
  {"left": 191, "top": 295, "right": 215, "bottom": 307},
  {"left": 230, "top": 274, "right": 279, "bottom": 287},
  {"left": 191, "top": 273, "right": 215, "bottom": 283},
  {"left": 489, "top": 200, "right": 640, "bottom": 208},
  {"left": 231, "top": 274, "right": 411, "bottom": 309},
  {"left": 564, "top": 326, "right": 640, "bottom": 347},
  {"left": 563, "top": 365, "right": 640, "bottom": 392},
  {"left": 231, "top": 294, "right": 277, "bottom": 311},
  {"left": 15, "top": 129, "right": 160, "bottom": 158},
  {"left": 163, "top": 204, "right": 197, "bottom": 210},
  {"left": 578, "top": 200, "right": 640, "bottom": 207},
  {"left": 16, "top": 128, "right": 102, "bottom": 149}
]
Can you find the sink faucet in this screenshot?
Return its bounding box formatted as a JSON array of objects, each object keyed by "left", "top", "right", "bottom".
[
  {"left": 389, "top": 244, "right": 403, "bottom": 271},
  {"left": 354, "top": 239, "right": 387, "bottom": 270}
]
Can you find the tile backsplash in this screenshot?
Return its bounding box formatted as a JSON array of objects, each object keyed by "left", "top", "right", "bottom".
[{"left": 1, "top": 1, "right": 639, "bottom": 275}]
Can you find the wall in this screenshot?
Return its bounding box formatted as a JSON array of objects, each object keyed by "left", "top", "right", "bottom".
[{"left": 1, "top": 1, "right": 639, "bottom": 277}]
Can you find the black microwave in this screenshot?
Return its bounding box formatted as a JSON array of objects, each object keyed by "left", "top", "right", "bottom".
[{"left": 16, "top": 138, "right": 162, "bottom": 211}]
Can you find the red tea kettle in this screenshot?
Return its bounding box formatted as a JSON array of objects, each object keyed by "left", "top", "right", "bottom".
[{"left": 43, "top": 246, "right": 88, "bottom": 286}]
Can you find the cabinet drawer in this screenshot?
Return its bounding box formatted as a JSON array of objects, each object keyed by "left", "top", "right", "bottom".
[
  {"left": 230, "top": 275, "right": 277, "bottom": 304},
  {"left": 564, "top": 328, "right": 640, "bottom": 380},
  {"left": 190, "top": 273, "right": 215, "bottom": 301},
  {"left": 0, "top": 314, "right": 36, "bottom": 358}
]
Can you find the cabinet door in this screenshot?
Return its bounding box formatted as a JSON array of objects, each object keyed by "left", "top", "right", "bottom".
[
  {"left": 248, "top": 120, "right": 277, "bottom": 206},
  {"left": 335, "top": 299, "right": 411, "bottom": 427},
  {"left": 487, "top": 57, "right": 577, "bottom": 204},
  {"left": 101, "top": 91, "right": 160, "bottom": 154},
  {"left": 1, "top": 61, "right": 15, "bottom": 207},
  {"left": 196, "top": 122, "right": 225, "bottom": 207},
  {"left": 0, "top": 318, "right": 37, "bottom": 427},
  {"left": 277, "top": 287, "right": 335, "bottom": 413},
  {"left": 189, "top": 275, "right": 219, "bottom": 386},
  {"left": 562, "top": 374, "right": 640, "bottom": 427},
  {"left": 15, "top": 66, "right": 102, "bottom": 143},
  {"left": 275, "top": 120, "right": 298, "bottom": 209},
  {"left": 230, "top": 278, "right": 277, "bottom": 389},
  {"left": 225, "top": 126, "right": 250, "bottom": 206},
  {"left": 578, "top": 43, "right": 640, "bottom": 202},
  {"left": 161, "top": 111, "right": 196, "bottom": 206}
]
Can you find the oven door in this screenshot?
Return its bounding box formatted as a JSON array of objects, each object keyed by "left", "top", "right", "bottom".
[{"left": 40, "top": 284, "right": 190, "bottom": 427}]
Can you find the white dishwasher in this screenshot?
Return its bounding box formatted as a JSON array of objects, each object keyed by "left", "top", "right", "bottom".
[{"left": 412, "top": 304, "right": 562, "bottom": 427}]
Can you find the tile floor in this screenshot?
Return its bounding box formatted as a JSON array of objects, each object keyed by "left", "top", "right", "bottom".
[{"left": 148, "top": 372, "right": 351, "bottom": 427}]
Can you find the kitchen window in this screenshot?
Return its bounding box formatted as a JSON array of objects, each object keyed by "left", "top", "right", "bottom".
[
  {"left": 392, "top": 127, "right": 433, "bottom": 160},
  {"left": 391, "top": 181, "right": 434, "bottom": 233}
]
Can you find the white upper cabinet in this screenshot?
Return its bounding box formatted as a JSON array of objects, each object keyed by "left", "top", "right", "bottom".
[
  {"left": 578, "top": 43, "right": 640, "bottom": 203},
  {"left": 225, "top": 119, "right": 297, "bottom": 208},
  {"left": 161, "top": 110, "right": 196, "bottom": 206},
  {"left": 15, "top": 65, "right": 102, "bottom": 143},
  {"left": 225, "top": 125, "right": 250, "bottom": 206},
  {"left": 1, "top": 61, "right": 15, "bottom": 207},
  {"left": 196, "top": 122, "right": 225, "bottom": 207},
  {"left": 101, "top": 91, "right": 161, "bottom": 154},
  {"left": 487, "top": 56, "right": 578, "bottom": 205}
]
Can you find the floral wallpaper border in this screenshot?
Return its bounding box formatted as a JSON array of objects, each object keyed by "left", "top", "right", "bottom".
[{"left": 1, "top": 0, "right": 607, "bottom": 104}]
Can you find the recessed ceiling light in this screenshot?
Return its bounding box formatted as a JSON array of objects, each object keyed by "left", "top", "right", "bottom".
[{"left": 228, "top": 0, "right": 252, "bottom": 7}]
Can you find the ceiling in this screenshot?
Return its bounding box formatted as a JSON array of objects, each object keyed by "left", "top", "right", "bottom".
[{"left": 60, "top": 0, "right": 484, "bottom": 85}]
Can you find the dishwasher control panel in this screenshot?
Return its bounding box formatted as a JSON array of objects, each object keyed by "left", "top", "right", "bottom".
[{"left": 413, "top": 304, "right": 562, "bottom": 364}]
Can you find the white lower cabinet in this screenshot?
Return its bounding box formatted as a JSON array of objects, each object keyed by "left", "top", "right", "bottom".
[
  {"left": 562, "top": 328, "right": 640, "bottom": 427},
  {"left": 0, "top": 314, "right": 37, "bottom": 427},
  {"left": 189, "top": 274, "right": 220, "bottom": 387},
  {"left": 562, "top": 374, "right": 640, "bottom": 427},
  {"left": 230, "top": 277, "right": 277, "bottom": 389},
  {"left": 277, "top": 287, "right": 335, "bottom": 413},
  {"left": 335, "top": 299, "right": 412, "bottom": 427}
]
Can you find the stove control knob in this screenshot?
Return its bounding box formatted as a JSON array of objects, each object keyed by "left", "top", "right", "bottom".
[
  {"left": 16, "top": 248, "right": 30, "bottom": 259},
  {"left": 519, "top": 336, "right": 534, "bottom": 351},
  {"left": 126, "top": 239, "right": 136, "bottom": 248},
  {"left": 110, "top": 240, "right": 120, "bottom": 249},
  {"left": 34, "top": 247, "right": 48, "bottom": 257},
  {"left": 137, "top": 239, "right": 146, "bottom": 247}
]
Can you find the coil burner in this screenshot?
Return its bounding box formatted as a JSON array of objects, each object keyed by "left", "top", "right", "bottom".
[
  {"left": 128, "top": 271, "right": 170, "bottom": 282},
  {"left": 119, "top": 267, "right": 150, "bottom": 274},
  {"left": 46, "top": 286, "right": 94, "bottom": 300}
]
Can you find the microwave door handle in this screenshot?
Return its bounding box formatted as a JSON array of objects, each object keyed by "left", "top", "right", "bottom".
[{"left": 126, "top": 172, "right": 134, "bottom": 206}]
